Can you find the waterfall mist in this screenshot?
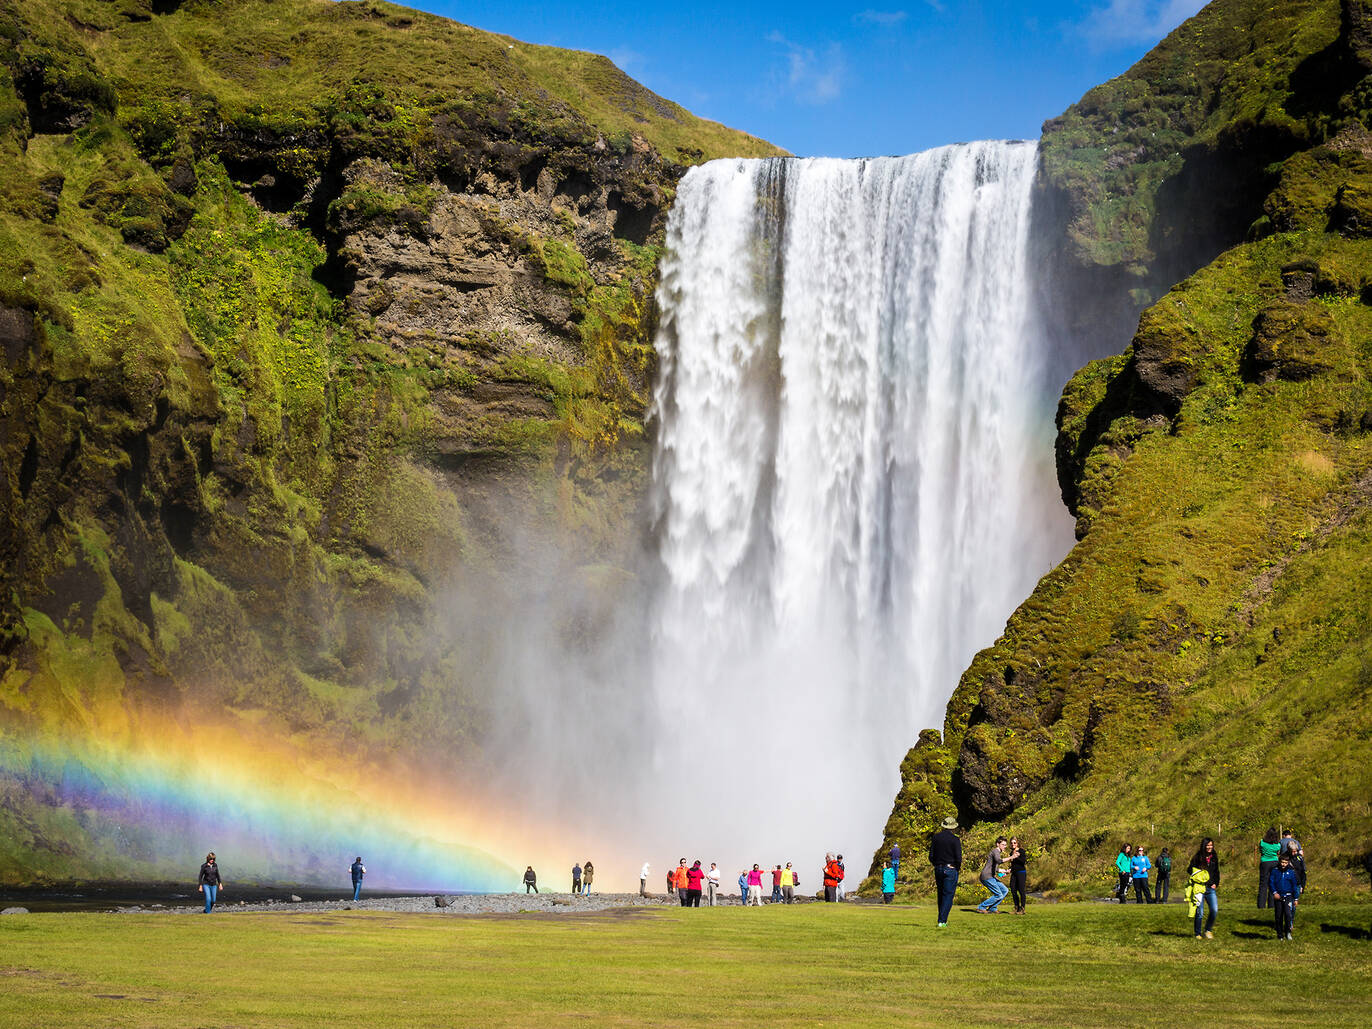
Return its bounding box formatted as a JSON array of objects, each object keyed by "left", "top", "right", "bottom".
[{"left": 465, "top": 142, "right": 1083, "bottom": 889}]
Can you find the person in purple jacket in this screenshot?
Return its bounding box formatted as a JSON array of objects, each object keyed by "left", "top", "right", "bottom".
[{"left": 1268, "top": 852, "right": 1301, "bottom": 941}]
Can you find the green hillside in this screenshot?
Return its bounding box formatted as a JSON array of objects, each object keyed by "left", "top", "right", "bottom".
[
  {"left": 871, "top": 0, "right": 1372, "bottom": 898},
  {"left": 0, "top": 0, "right": 778, "bottom": 880}
]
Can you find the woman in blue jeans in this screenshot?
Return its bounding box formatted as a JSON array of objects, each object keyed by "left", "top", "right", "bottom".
[
  {"left": 198, "top": 852, "right": 222, "bottom": 913},
  {"left": 977, "top": 837, "right": 1010, "bottom": 913},
  {"left": 1188, "top": 837, "right": 1220, "bottom": 938}
]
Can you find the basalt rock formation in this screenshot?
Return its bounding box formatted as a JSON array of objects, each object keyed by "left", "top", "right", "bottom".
[
  {"left": 871, "top": 0, "right": 1372, "bottom": 896},
  {"left": 0, "top": 0, "right": 777, "bottom": 879}
]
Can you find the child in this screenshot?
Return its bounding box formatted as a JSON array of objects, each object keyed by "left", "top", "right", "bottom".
[
  {"left": 1268, "top": 852, "right": 1301, "bottom": 941},
  {"left": 881, "top": 860, "right": 895, "bottom": 903},
  {"left": 738, "top": 870, "right": 749, "bottom": 905}
]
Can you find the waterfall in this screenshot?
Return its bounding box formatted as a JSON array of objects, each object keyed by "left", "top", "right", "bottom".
[{"left": 647, "top": 142, "right": 1075, "bottom": 868}]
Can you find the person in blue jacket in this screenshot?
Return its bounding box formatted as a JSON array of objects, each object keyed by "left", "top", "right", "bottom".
[
  {"left": 881, "top": 860, "right": 896, "bottom": 903},
  {"left": 738, "top": 870, "right": 749, "bottom": 905},
  {"left": 1268, "top": 852, "right": 1301, "bottom": 940},
  {"left": 1131, "top": 845, "right": 1154, "bottom": 904}
]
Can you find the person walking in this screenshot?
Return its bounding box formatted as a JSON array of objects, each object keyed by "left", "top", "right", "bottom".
[
  {"left": 640, "top": 862, "right": 650, "bottom": 897},
  {"left": 1008, "top": 837, "right": 1028, "bottom": 914},
  {"left": 881, "top": 861, "right": 896, "bottom": 903},
  {"left": 890, "top": 842, "right": 901, "bottom": 882},
  {"left": 572, "top": 863, "right": 582, "bottom": 895},
  {"left": 976, "top": 837, "right": 1010, "bottom": 914},
  {"left": 929, "top": 816, "right": 962, "bottom": 927},
  {"left": 350, "top": 856, "right": 366, "bottom": 902},
  {"left": 1115, "top": 844, "right": 1133, "bottom": 902},
  {"left": 582, "top": 860, "right": 594, "bottom": 894},
  {"left": 822, "top": 853, "right": 844, "bottom": 902},
  {"left": 1268, "top": 851, "right": 1301, "bottom": 940},
  {"left": 746, "top": 863, "right": 765, "bottom": 906},
  {"left": 771, "top": 865, "right": 783, "bottom": 903},
  {"left": 737, "top": 870, "right": 749, "bottom": 905},
  {"left": 1257, "top": 827, "right": 1280, "bottom": 909},
  {"left": 1131, "top": 846, "right": 1154, "bottom": 904},
  {"left": 782, "top": 862, "right": 796, "bottom": 904},
  {"left": 1280, "top": 831, "right": 1307, "bottom": 891},
  {"left": 198, "top": 852, "right": 222, "bottom": 913},
  {"left": 706, "top": 862, "right": 721, "bottom": 906},
  {"left": 1188, "top": 838, "right": 1220, "bottom": 938},
  {"left": 524, "top": 866, "right": 538, "bottom": 894},
  {"left": 685, "top": 860, "right": 704, "bottom": 907},
  {"left": 1155, "top": 848, "right": 1172, "bottom": 903}
]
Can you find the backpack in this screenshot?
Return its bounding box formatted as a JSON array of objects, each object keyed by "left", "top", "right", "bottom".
[{"left": 1160, "top": 855, "right": 1171, "bottom": 873}]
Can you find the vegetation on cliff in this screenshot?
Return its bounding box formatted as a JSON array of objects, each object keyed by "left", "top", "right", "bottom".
[
  {"left": 0, "top": 0, "right": 778, "bottom": 880},
  {"left": 871, "top": 0, "right": 1372, "bottom": 898}
]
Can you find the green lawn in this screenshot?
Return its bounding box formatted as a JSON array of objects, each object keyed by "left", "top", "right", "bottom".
[{"left": 3, "top": 901, "right": 1371, "bottom": 1027}]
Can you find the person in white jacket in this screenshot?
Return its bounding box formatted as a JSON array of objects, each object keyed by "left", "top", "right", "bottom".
[{"left": 640, "top": 862, "right": 650, "bottom": 897}]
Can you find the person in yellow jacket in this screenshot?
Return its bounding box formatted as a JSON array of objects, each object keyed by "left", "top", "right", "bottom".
[
  {"left": 781, "top": 862, "right": 797, "bottom": 904},
  {"left": 1184, "top": 866, "right": 1211, "bottom": 922}
]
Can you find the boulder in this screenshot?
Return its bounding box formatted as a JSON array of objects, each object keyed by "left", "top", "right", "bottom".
[
  {"left": 289, "top": 894, "right": 302, "bottom": 903},
  {"left": 1243, "top": 300, "right": 1345, "bottom": 383},
  {"left": 434, "top": 895, "right": 452, "bottom": 908},
  {"left": 1, "top": 907, "right": 29, "bottom": 915}
]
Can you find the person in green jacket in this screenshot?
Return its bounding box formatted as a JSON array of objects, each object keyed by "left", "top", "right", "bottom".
[
  {"left": 1257, "top": 827, "right": 1281, "bottom": 909},
  {"left": 1114, "top": 844, "right": 1133, "bottom": 903}
]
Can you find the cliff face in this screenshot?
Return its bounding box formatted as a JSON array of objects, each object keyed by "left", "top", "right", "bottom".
[
  {"left": 872, "top": 0, "right": 1372, "bottom": 895},
  {"left": 0, "top": 0, "right": 779, "bottom": 879}
]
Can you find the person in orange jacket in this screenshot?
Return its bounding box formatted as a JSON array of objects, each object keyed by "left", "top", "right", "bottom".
[
  {"left": 673, "top": 858, "right": 689, "bottom": 903},
  {"left": 823, "top": 853, "right": 844, "bottom": 902}
]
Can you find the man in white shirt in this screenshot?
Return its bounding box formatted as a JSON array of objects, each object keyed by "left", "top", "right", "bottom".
[
  {"left": 640, "top": 862, "right": 650, "bottom": 896},
  {"left": 706, "top": 862, "right": 721, "bottom": 905}
]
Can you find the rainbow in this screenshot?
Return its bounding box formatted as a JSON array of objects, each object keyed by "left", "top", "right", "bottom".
[{"left": 0, "top": 709, "right": 526, "bottom": 892}]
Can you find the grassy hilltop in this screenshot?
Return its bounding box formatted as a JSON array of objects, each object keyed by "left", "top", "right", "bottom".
[
  {"left": 0, "top": 0, "right": 778, "bottom": 881},
  {"left": 871, "top": 0, "right": 1372, "bottom": 898}
]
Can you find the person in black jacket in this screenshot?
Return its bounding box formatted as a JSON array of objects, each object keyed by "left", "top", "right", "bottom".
[
  {"left": 350, "top": 856, "right": 366, "bottom": 901},
  {"left": 523, "top": 866, "right": 538, "bottom": 894},
  {"left": 1008, "top": 837, "right": 1028, "bottom": 914},
  {"left": 198, "top": 852, "right": 222, "bottom": 913},
  {"left": 928, "top": 816, "right": 963, "bottom": 928},
  {"left": 1188, "top": 838, "right": 1220, "bottom": 938}
]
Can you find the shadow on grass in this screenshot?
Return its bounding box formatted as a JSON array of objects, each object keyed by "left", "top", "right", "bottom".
[{"left": 1319, "top": 922, "right": 1372, "bottom": 941}]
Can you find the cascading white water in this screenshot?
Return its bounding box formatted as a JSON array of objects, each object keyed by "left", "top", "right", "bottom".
[{"left": 647, "top": 141, "right": 1075, "bottom": 871}]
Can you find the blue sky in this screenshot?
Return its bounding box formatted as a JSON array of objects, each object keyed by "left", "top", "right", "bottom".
[{"left": 418, "top": 1, "right": 1208, "bottom": 157}]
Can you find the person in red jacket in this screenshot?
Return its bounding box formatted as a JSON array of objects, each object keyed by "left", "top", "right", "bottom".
[
  {"left": 684, "top": 860, "right": 705, "bottom": 907},
  {"left": 823, "top": 853, "right": 844, "bottom": 902}
]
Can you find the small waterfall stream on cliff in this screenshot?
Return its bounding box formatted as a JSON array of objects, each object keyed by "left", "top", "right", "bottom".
[{"left": 646, "top": 142, "right": 1074, "bottom": 867}]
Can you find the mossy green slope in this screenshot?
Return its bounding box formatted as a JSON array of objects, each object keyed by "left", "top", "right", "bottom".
[
  {"left": 871, "top": 0, "right": 1372, "bottom": 898},
  {"left": 0, "top": 0, "right": 778, "bottom": 881}
]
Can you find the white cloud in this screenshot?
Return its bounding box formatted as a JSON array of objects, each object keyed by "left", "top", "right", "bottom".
[
  {"left": 855, "top": 9, "right": 910, "bottom": 27},
  {"left": 1074, "top": 0, "right": 1208, "bottom": 49},
  {"left": 766, "top": 32, "right": 845, "bottom": 104}
]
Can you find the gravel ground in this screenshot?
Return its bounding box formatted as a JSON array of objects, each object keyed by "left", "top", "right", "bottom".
[{"left": 123, "top": 892, "right": 772, "bottom": 915}]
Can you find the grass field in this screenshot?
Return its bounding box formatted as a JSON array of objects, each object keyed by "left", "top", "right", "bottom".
[{"left": 2, "top": 900, "right": 1371, "bottom": 1027}]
